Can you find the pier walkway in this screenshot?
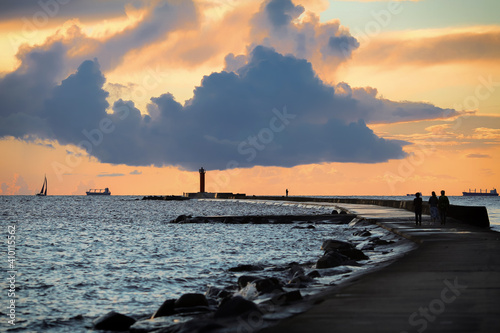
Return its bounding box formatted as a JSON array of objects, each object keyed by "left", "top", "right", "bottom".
[{"left": 260, "top": 202, "right": 500, "bottom": 333}]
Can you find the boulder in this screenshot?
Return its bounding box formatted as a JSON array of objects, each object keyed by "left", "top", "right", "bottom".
[
  {"left": 254, "top": 277, "right": 283, "bottom": 294},
  {"left": 270, "top": 290, "right": 303, "bottom": 305},
  {"left": 307, "top": 270, "right": 321, "bottom": 278},
  {"left": 316, "top": 251, "right": 349, "bottom": 269},
  {"left": 151, "top": 299, "right": 176, "bottom": 319},
  {"left": 287, "top": 264, "right": 305, "bottom": 278},
  {"left": 238, "top": 275, "right": 261, "bottom": 289},
  {"left": 214, "top": 296, "right": 261, "bottom": 319},
  {"left": 321, "top": 239, "right": 353, "bottom": 252},
  {"left": 174, "top": 293, "right": 209, "bottom": 308},
  {"left": 229, "top": 264, "right": 264, "bottom": 272},
  {"left": 321, "top": 239, "right": 368, "bottom": 261},
  {"left": 337, "top": 248, "right": 369, "bottom": 261},
  {"left": 173, "top": 215, "right": 191, "bottom": 223},
  {"left": 353, "top": 229, "right": 372, "bottom": 237},
  {"left": 93, "top": 311, "right": 136, "bottom": 331}
]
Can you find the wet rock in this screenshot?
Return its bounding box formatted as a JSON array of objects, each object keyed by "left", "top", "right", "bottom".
[
  {"left": 173, "top": 215, "right": 191, "bottom": 223},
  {"left": 238, "top": 275, "right": 261, "bottom": 289},
  {"left": 287, "top": 264, "right": 305, "bottom": 278},
  {"left": 130, "top": 316, "right": 187, "bottom": 333},
  {"left": 321, "top": 239, "right": 368, "bottom": 261},
  {"left": 151, "top": 299, "right": 176, "bottom": 319},
  {"left": 229, "top": 264, "right": 264, "bottom": 272},
  {"left": 254, "top": 277, "right": 283, "bottom": 294},
  {"left": 214, "top": 296, "right": 261, "bottom": 319},
  {"left": 307, "top": 270, "right": 321, "bottom": 278},
  {"left": 205, "top": 286, "right": 232, "bottom": 300},
  {"left": 175, "top": 293, "right": 209, "bottom": 308},
  {"left": 371, "top": 237, "right": 395, "bottom": 246},
  {"left": 286, "top": 275, "right": 312, "bottom": 288},
  {"left": 270, "top": 290, "right": 303, "bottom": 305},
  {"left": 353, "top": 229, "right": 372, "bottom": 237},
  {"left": 316, "top": 251, "right": 349, "bottom": 269},
  {"left": 321, "top": 239, "right": 353, "bottom": 252},
  {"left": 332, "top": 210, "right": 339, "bottom": 214},
  {"left": 338, "top": 248, "right": 369, "bottom": 261},
  {"left": 93, "top": 311, "right": 136, "bottom": 331}
]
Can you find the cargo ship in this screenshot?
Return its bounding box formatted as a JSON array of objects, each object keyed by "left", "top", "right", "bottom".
[
  {"left": 86, "top": 188, "right": 111, "bottom": 196},
  {"left": 462, "top": 188, "right": 498, "bottom": 196}
]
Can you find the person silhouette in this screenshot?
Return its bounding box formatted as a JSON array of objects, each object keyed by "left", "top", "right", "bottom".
[
  {"left": 414, "top": 192, "right": 423, "bottom": 226},
  {"left": 428, "top": 191, "right": 439, "bottom": 223},
  {"left": 286, "top": 189, "right": 288, "bottom": 197},
  {"left": 438, "top": 190, "right": 450, "bottom": 225}
]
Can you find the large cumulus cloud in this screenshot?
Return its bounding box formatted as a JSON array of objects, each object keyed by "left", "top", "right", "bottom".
[{"left": 1, "top": 45, "right": 458, "bottom": 170}]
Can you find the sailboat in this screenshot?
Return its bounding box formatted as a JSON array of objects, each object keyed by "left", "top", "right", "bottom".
[{"left": 36, "top": 175, "right": 47, "bottom": 196}]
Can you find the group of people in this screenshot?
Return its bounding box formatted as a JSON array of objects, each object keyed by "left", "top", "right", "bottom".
[{"left": 413, "top": 190, "right": 450, "bottom": 226}]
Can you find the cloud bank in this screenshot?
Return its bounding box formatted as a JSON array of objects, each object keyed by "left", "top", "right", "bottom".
[{"left": 1, "top": 42, "right": 460, "bottom": 170}]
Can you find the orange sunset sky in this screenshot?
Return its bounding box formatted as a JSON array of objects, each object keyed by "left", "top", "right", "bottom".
[{"left": 1, "top": 0, "right": 499, "bottom": 196}]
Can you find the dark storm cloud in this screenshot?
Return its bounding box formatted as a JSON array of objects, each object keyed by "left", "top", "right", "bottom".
[
  {"left": 1, "top": 46, "right": 409, "bottom": 170},
  {"left": 0, "top": 44, "right": 459, "bottom": 171}
]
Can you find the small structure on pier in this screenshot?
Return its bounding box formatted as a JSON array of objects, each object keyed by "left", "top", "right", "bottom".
[{"left": 183, "top": 167, "right": 246, "bottom": 199}]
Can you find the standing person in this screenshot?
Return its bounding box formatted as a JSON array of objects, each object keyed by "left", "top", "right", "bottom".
[
  {"left": 428, "top": 191, "right": 439, "bottom": 223},
  {"left": 414, "top": 192, "right": 423, "bottom": 226},
  {"left": 286, "top": 189, "right": 289, "bottom": 197},
  {"left": 438, "top": 190, "right": 450, "bottom": 225}
]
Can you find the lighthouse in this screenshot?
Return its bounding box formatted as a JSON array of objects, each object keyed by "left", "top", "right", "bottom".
[{"left": 199, "top": 167, "right": 206, "bottom": 193}]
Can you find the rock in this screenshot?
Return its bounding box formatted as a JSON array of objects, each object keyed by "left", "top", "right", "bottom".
[
  {"left": 307, "top": 270, "right": 321, "bottom": 278},
  {"left": 321, "top": 239, "right": 368, "bottom": 260},
  {"left": 332, "top": 210, "right": 339, "bottom": 214},
  {"left": 254, "top": 277, "right": 283, "bottom": 294},
  {"left": 287, "top": 264, "right": 305, "bottom": 278},
  {"left": 316, "top": 251, "right": 349, "bottom": 269},
  {"left": 237, "top": 275, "right": 261, "bottom": 289},
  {"left": 130, "top": 316, "right": 187, "bottom": 333},
  {"left": 214, "top": 296, "right": 261, "bottom": 319},
  {"left": 93, "top": 311, "right": 136, "bottom": 331},
  {"left": 353, "top": 229, "right": 372, "bottom": 237},
  {"left": 371, "top": 237, "right": 395, "bottom": 246},
  {"left": 151, "top": 299, "right": 176, "bottom": 319},
  {"left": 174, "top": 293, "right": 208, "bottom": 308},
  {"left": 340, "top": 210, "right": 347, "bottom": 214},
  {"left": 270, "top": 290, "right": 303, "bottom": 305},
  {"left": 229, "top": 264, "right": 264, "bottom": 272},
  {"left": 286, "top": 275, "right": 312, "bottom": 288},
  {"left": 338, "top": 248, "right": 369, "bottom": 261},
  {"left": 321, "top": 239, "right": 353, "bottom": 252},
  {"left": 173, "top": 215, "right": 191, "bottom": 223}
]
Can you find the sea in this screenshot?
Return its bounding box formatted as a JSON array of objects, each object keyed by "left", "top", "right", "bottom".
[{"left": 1, "top": 195, "right": 498, "bottom": 332}]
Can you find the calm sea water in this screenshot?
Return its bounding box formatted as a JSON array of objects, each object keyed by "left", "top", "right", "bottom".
[{"left": 1, "top": 195, "right": 496, "bottom": 332}]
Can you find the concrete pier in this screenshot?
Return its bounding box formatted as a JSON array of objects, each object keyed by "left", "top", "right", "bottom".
[
  {"left": 258, "top": 202, "right": 500, "bottom": 333},
  {"left": 246, "top": 196, "right": 490, "bottom": 228}
]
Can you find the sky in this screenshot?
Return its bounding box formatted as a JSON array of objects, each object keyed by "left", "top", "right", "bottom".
[{"left": 0, "top": 0, "right": 499, "bottom": 196}]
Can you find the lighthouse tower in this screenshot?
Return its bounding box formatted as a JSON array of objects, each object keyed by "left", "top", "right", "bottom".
[{"left": 199, "top": 167, "right": 206, "bottom": 193}]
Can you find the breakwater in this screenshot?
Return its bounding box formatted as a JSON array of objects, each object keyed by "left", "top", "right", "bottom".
[{"left": 244, "top": 196, "right": 490, "bottom": 228}]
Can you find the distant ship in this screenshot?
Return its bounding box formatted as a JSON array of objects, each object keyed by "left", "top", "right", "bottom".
[
  {"left": 462, "top": 188, "right": 498, "bottom": 197},
  {"left": 36, "top": 175, "right": 47, "bottom": 196},
  {"left": 86, "top": 188, "right": 111, "bottom": 196}
]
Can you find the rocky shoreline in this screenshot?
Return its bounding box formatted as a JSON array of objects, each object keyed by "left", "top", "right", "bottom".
[{"left": 90, "top": 213, "right": 408, "bottom": 332}]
